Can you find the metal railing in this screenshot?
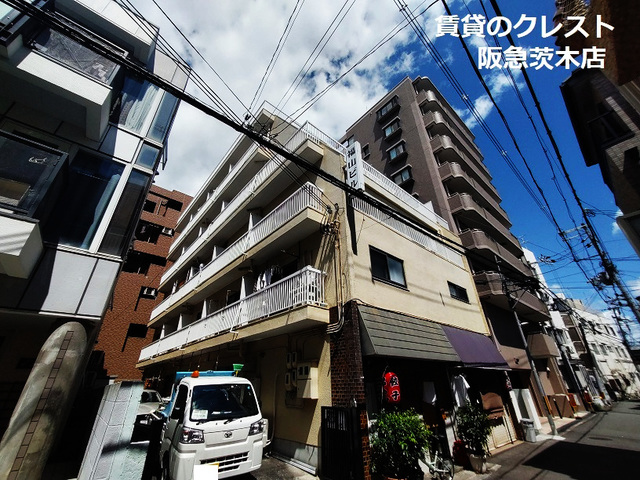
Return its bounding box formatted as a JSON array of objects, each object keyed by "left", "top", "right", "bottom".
[
  {"left": 140, "top": 266, "right": 326, "bottom": 362},
  {"left": 152, "top": 183, "right": 324, "bottom": 320},
  {"left": 361, "top": 162, "right": 449, "bottom": 229},
  {"left": 351, "top": 196, "right": 463, "bottom": 267}
]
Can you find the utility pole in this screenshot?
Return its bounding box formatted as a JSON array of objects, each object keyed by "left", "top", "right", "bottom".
[{"left": 496, "top": 257, "right": 557, "bottom": 435}]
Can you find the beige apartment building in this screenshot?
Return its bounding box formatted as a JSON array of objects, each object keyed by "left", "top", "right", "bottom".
[{"left": 137, "top": 107, "right": 509, "bottom": 477}]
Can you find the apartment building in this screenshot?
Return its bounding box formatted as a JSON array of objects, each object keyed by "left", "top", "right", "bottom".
[
  {"left": 342, "top": 76, "right": 554, "bottom": 435},
  {"left": 93, "top": 185, "right": 190, "bottom": 381},
  {"left": 137, "top": 107, "right": 510, "bottom": 476},
  {"left": 554, "top": 0, "right": 640, "bottom": 255},
  {"left": 0, "top": 1, "right": 186, "bottom": 477},
  {"left": 557, "top": 298, "right": 640, "bottom": 403}
]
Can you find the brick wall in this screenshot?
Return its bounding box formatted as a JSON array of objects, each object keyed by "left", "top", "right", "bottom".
[
  {"left": 329, "top": 301, "right": 371, "bottom": 480},
  {"left": 93, "top": 186, "right": 191, "bottom": 380}
]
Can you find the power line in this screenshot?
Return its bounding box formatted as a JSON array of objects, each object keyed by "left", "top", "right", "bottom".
[{"left": 248, "top": 0, "right": 306, "bottom": 113}]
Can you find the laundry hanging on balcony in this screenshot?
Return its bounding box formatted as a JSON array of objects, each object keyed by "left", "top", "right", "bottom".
[{"left": 254, "top": 265, "right": 282, "bottom": 291}]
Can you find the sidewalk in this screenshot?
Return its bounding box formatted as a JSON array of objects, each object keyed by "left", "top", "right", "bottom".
[{"left": 454, "top": 410, "right": 593, "bottom": 480}]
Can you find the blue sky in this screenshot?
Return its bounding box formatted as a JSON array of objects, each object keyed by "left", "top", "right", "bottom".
[{"left": 130, "top": 0, "right": 640, "bottom": 342}]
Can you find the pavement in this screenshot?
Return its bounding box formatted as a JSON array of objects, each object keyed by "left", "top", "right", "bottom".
[{"left": 250, "top": 410, "right": 595, "bottom": 480}]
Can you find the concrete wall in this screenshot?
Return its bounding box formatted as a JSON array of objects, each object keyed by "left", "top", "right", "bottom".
[{"left": 78, "top": 381, "right": 145, "bottom": 480}]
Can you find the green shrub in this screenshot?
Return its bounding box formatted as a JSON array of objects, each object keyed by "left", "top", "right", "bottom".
[
  {"left": 455, "top": 402, "right": 493, "bottom": 456},
  {"left": 370, "top": 409, "right": 433, "bottom": 478}
]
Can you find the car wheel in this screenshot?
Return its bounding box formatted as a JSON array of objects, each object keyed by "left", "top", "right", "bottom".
[{"left": 160, "top": 455, "right": 170, "bottom": 480}]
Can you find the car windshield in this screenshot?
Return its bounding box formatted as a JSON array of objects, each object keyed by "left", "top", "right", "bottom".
[
  {"left": 190, "top": 384, "right": 259, "bottom": 422},
  {"left": 141, "top": 390, "right": 162, "bottom": 403}
]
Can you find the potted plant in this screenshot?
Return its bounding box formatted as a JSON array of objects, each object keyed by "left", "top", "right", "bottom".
[
  {"left": 370, "top": 408, "right": 433, "bottom": 480},
  {"left": 455, "top": 402, "right": 493, "bottom": 473}
]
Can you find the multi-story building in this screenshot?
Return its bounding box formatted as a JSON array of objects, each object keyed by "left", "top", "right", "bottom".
[
  {"left": 0, "top": 1, "right": 187, "bottom": 477},
  {"left": 555, "top": 0, "right": 640, "bottom": 255},
  {"left": 342, "top": 77, "right": 556, "bottom": 433},
  {"left": 557, "top": 298, "right": 640, "bottom": 403},
  {"left": 137, "top": 107, "right": 512, "bottom": 476},
  {"left": 93, "top": 185, "right": 190, "bottom": 381}
]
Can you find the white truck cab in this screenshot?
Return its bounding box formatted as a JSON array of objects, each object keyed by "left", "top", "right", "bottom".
[{"left": 159, "top": 370, "right": 266, "bottom": 479}]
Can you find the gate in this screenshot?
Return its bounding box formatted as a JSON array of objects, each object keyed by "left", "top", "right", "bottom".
[{"left": 321, "top": 407, "right": 364, "bottom": 480}]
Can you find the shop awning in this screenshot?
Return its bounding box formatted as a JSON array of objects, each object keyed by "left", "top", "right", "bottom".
[
  {"left": 442, "top": 325, "right": 510, "bottom": 369},
  {"left": 358, "top": 304, "right": 509, "bottom": 369}
]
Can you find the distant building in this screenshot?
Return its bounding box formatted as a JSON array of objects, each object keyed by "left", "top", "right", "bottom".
[
  {"left": 137, "top": 106, "right": 510, "bottom": 476},
  {"left": 0, "top": 0, "right": 187, "bottom": 477},
  {"left": 555, "top": 0, "right": 640, "bottom": 255},
  {"left": 93, "top": 185, "right": 190, "bottom": 381},
  {"left": 556, "top": 298, "right": 640, "bottom": 402},
  {"left": 342, "top": 77, "right": 560, "bottom": 436}
]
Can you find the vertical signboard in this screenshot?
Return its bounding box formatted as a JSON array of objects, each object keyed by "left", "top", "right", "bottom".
[{"left": 345, "top": 141, "right": 365, "bottom": 191}]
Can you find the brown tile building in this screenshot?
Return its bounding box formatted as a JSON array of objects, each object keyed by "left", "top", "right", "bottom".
[
  {"left": 94, "top": 185, "right": 191, "bottom": 380},
  {"left": 555, "top": 0, "right": 640, "bottom": 255}
]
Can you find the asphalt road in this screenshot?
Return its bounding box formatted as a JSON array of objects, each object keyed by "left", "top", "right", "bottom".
[{"left": 486, "top": 401, "right": 640, "bottom": 480}]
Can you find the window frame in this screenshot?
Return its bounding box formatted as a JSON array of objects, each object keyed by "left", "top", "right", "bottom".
[
  {"left": 448, "top": 281, "right": 469, "bottom": 303},
  {"left": 390, "top": 165, "right": 413, "bottom": 186},
  {"left": 383, "top": 118, "right": 401, "bottom": 139},
  {"left": 387, "top": 141, "right": 406, "bottom": 162},
  {"left": 376, "top": 96, "right": 399, "bottom": 121},
  {"left": 369, "top": 246, "right": 407, "bottom": 288}
]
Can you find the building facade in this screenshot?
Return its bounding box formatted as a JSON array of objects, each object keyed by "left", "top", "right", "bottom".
[
  {"left": 93, "top": 185, "right": 190, "bottom": 381},
  {"left": 0, "top": 1, "right": 186, "bottom": 477},
  {"left": 137, "top": 107, "right": 511, "bottom": 476},
  {"left": 555, "top": 0, "right": 640, "bottom": 255},
  {"left": 342, "top": 76, "right": 559, "bottom": 434},
  {"left": 557, "top": 298, "right": 640, "bottom": 403}
]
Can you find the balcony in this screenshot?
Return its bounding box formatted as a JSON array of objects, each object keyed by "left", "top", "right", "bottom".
[
  {"left": 438, "top": 162, "right": 508, "bottom": 223},
  {"left": 473, "top": 271, "right": 550, "bottom": 323},
  {"left": 459, "top": 229, "right": 531, "bottom": 276},
  {"left": 138, "top": 266, "right": 327, "bottom": 364},
  {"left": 0, "top": 130, "right": 67, "bottom": 278},
  {"left": 430, "top": 135, "right": 494, "bottom": 188},
  {"left": 527, "top": 333, "right": 561, "bottom": 358},
  {"left": 170, "top": 120, "right": 337, "bottom": 259},
  {"left": 423, "top": 110, "right": 483, "bottom": 162},
  {"left": 416, "top": 88, "right": 476, "bottom": 146},
  {"left": 152, "top": 183, "right": 325, "bottom": 323},
  {"left": 448, "top": 193, "right": 522, "bottom": 255},
  {"left": 362, "top": 162, "right": 449, "bottom": 230}
]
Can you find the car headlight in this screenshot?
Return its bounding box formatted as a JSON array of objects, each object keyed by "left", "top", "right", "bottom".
[
  {"left": 180, "top": 426, "right": 204, "bottom": 444},
  {"left": 249, "top": 419, "right": 265, "bottom": 436}
]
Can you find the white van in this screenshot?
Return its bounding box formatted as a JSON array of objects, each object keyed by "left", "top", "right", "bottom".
[{"left": 159, "top": 371, "right": 266, "bottom": 479}]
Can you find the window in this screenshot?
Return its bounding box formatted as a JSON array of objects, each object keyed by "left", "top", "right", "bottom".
[
  {"left": 135, "top": 221, "right": 161, "bottom": 243},
  {"left": 122, "top": 251, "right": 167, "bottom": 275},
  {"left": 148, "top": 93, "right": 179, "bottom": 142},
  {"left": 391, "top": 166, "right": 412, "bottom": 185},
  {"left": 135, "top": 143, "right": 161, "bottom": 170},
  {"left": 362, "top": 144, "right": 370, "bottom": 158},
  {"left": 32, "top": 28, "right": 120, "bottom": 84},
  {"left": 376, "top": 96, "right": 399, "bottom": 120},
  {"left": 448, "top": 282, "right": 469, "bottom": 303},
  {"left": 591, "top": 343, "right": 599, "bottom": 354},
  {"left": 383, "top": 119, "right": 401, "bottom": 138},
  {"left": 111, "top": 76, "right": 160, "bottom": 134},
  {"left": 45, "top": 152, "right": 125, "bottom": 250},
  {"left": 388, "top": 142, "right": 406, "bottom": 162},
  {"left": 126, "top": 323, "right": 148, "bottom": 339},
  {"left": 99, "top": 170, "right": 151, "bottom": 256},
  {"left": 370, "top": 246, "right": 406, "bottom": 287},
  {"left": 143, "top": 200, "right": 156, "bottom": 213},
  {"left": 0, "top": 130, "right": 66, "bottom": 217},
  {"left": 342, "top": 135, "right": 355, "bottom": 148}
]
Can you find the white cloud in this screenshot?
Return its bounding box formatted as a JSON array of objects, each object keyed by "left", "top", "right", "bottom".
[
  {"left": 125, "top": 0, "right": 432, "bottom": 195},
  {"left": 612, "top": 209, "right": 622, "bottom": 235}
]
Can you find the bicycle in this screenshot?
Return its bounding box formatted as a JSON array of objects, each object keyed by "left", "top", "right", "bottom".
[{"left": 424, "top": 434, "right": 454, "bottom": 480}]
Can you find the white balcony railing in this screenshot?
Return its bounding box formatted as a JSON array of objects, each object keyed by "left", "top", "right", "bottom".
[
  {"left": 152, "top": 183, "right": 324, "bottom": 320},
  {"left": 139, "top": 266, "right": 326, "bottom": 362},
  {"left": 362, "top": 162, "right": 449, "bottom": 229},
  {"left": 351, "top": 196, "right": 463, "bottom": 267}
]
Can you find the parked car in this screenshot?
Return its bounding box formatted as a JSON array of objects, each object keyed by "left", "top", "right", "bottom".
[{"left": 133, "top": 389, "right": 165, "bottom": 441}]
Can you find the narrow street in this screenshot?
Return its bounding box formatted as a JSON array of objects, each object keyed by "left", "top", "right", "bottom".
[{"left": 486, "top": 401, "right": 640, "bottom": 479}]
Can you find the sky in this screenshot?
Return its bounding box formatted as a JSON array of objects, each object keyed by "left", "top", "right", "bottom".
[{"left": 127, "top": 0, "right": 640, "bottom": 343}]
